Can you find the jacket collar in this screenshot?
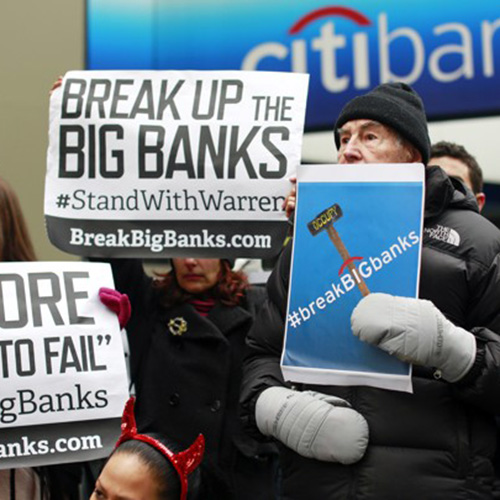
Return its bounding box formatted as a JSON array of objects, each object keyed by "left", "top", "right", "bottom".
[
  {"left": 209, "top": 301, "right": 252, "bottom": 335},
  {"left": 424, "top": 165, "right": 455, "bottom": 219}
]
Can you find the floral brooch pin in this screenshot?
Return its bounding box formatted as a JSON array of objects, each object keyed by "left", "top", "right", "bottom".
[{"left": 168, "top": 317, "right": 188, "bottom": 336}]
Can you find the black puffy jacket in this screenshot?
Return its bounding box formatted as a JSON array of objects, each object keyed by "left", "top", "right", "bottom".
[{"left": 241, "top": 166, "right": 500, "bottom": 500}]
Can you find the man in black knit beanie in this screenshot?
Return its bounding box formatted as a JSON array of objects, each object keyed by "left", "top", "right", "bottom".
[
  {"left": 334, "top": 82, "right": 430, "bottom": 164},
  {"left": 241, "top": 82, "right": 500, "bottom": 499}
]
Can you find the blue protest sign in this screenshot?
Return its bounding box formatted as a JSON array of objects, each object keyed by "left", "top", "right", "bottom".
[{"left": 281, "top": 164, "right": 425, "bottom": 392}]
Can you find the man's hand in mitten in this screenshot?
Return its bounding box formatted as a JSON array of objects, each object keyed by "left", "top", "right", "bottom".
[
  {"left": 255, "top": 387, "right": 368, "bottom": 464},
  {"left": 351, "top": 293, "right": 476, "bottom": 382}
]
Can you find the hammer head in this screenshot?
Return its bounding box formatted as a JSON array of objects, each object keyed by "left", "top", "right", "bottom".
[{"left": 307, "top": 203, "right": 343, "bottom": 236}]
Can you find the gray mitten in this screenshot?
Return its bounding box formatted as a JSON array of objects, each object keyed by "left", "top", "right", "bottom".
[
  {"left": 351, "top": 293, "right": 477, "bottom": 382},
  {"left": 255, "top": 387, "right": 368, "bottom": 464}
]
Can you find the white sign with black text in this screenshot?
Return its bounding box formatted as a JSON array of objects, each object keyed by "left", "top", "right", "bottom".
[
  {"left": 0, "top": 261, "right": 128, "bottom": 428},
  {"left": 45, "top": 70, "right": 309, "bottom": 258},
  {"left": 0, "top": 262, "right": 129, "bottom": 468}
]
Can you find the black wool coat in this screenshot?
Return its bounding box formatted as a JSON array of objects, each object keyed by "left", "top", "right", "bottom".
[{"left": 108, "top": 259, "right": 277, "bottom": 499}]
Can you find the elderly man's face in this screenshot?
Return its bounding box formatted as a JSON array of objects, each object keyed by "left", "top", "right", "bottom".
[{"left": 337, "top": 119, "right": 420, "bottom": 164}]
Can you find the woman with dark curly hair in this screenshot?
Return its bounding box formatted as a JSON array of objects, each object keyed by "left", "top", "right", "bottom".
[{"left": 103, "top": 257, "right": 278, "bottom": 499}]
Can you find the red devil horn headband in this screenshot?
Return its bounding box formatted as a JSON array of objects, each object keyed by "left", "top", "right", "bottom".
[{"left": 116, "top": 397, "right": 205, "bottom": 500}]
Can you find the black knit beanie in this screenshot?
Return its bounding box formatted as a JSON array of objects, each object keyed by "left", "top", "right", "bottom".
[{"left": 334, "top": 82, "right": 431, "bottom": 164}]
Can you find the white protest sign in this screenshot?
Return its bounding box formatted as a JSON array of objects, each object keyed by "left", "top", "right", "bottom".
[
  {"left": 0, "top": 262, "right": 128, "bottom": 428},
  {"left": 0, "top": 262, "right": 129, "bottom": 468},
  {"left": 45, "top": 70, "right": 309, "bottom": 258}
]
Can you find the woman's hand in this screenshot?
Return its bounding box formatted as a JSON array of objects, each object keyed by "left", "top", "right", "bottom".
[
  {"left": 49, "top": 76, "right": 63, "bottom": 95},
  {"left": 282, "top": 175, "right": 297, "bottom": 219},
  {"left": 99, "top": 287, "right": 131, "bottom": 329}
]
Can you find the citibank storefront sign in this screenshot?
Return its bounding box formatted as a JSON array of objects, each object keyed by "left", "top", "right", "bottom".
[{"left": 87, "top": 1, "right": 500, "bottom": 129}]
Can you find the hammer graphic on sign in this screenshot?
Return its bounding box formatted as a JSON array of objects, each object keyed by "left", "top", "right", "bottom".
[{"left": 307, "top": 203, "right": 370, "bottom": 297}]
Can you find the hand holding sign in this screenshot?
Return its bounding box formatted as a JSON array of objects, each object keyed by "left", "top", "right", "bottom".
[
  {"left": 99, "top": 287, "right": 131, "bottom": 330},
  {"left": 351, "top": 293, "right": 477, "bottom": 383}
]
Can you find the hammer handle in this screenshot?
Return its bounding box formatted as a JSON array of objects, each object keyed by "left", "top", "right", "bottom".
[{"left": 326, "top": 225, "right": 370, "bottom": 297}]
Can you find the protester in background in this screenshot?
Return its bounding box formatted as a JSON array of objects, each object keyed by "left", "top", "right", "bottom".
[
  {"left": 0, "top": 176, "right": 43, "bottom": 498},
  {"left": 102, "top": 257, "right": 277, "bottom": 499},
  {"left": 429, "top": 142, "right": 500, "bottom": 496},
  {"left": 90, "top": 397, "right": 204, "bottom": 500},
  {"left": 429, "top": 140, "right": 486, "bottom": 211},
  {"left": 241, "top": 82, "right": 500, "bottom": 499},
  {"left": 49, "top": 76, "right": 278, "bottom": 499},
  {"left": 0, "top": 176, "right": 82, "bottom": 499},
  {"left": 0, "top": 176, "right": 36, "bottom": 262}
]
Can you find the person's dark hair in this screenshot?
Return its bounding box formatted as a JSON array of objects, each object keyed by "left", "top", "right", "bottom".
[
  {"left": 154, "top": 260, "right": 249, "bottom": 307},
  {"left": 112, "top": 434, "right": 201, "bottom": 500},
  {"left": 430, "top": 141, "right": 483, "bottom": 194},
  {"left": 0, "top": 177, "right": 36, "bottom": 261}
]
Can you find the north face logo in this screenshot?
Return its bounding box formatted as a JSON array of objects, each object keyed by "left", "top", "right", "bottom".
[{"left": 424, "top": 225, "right": 460, "bottom": 246}]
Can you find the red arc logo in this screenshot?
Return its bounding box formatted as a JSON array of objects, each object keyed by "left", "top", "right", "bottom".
[
  {"left": 289, "top": 6, "right": 372, "bottom": 35},
  {"left": 338, "top": 256, "right": 364, "bottom": 276}
]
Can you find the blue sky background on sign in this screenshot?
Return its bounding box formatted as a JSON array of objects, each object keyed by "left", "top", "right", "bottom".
[
  {"left": 284, "top": 181, "right": 422, "bottom": 373},
  {"left": 87, "top": 1, "right": 500, "bottom": 128}
]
